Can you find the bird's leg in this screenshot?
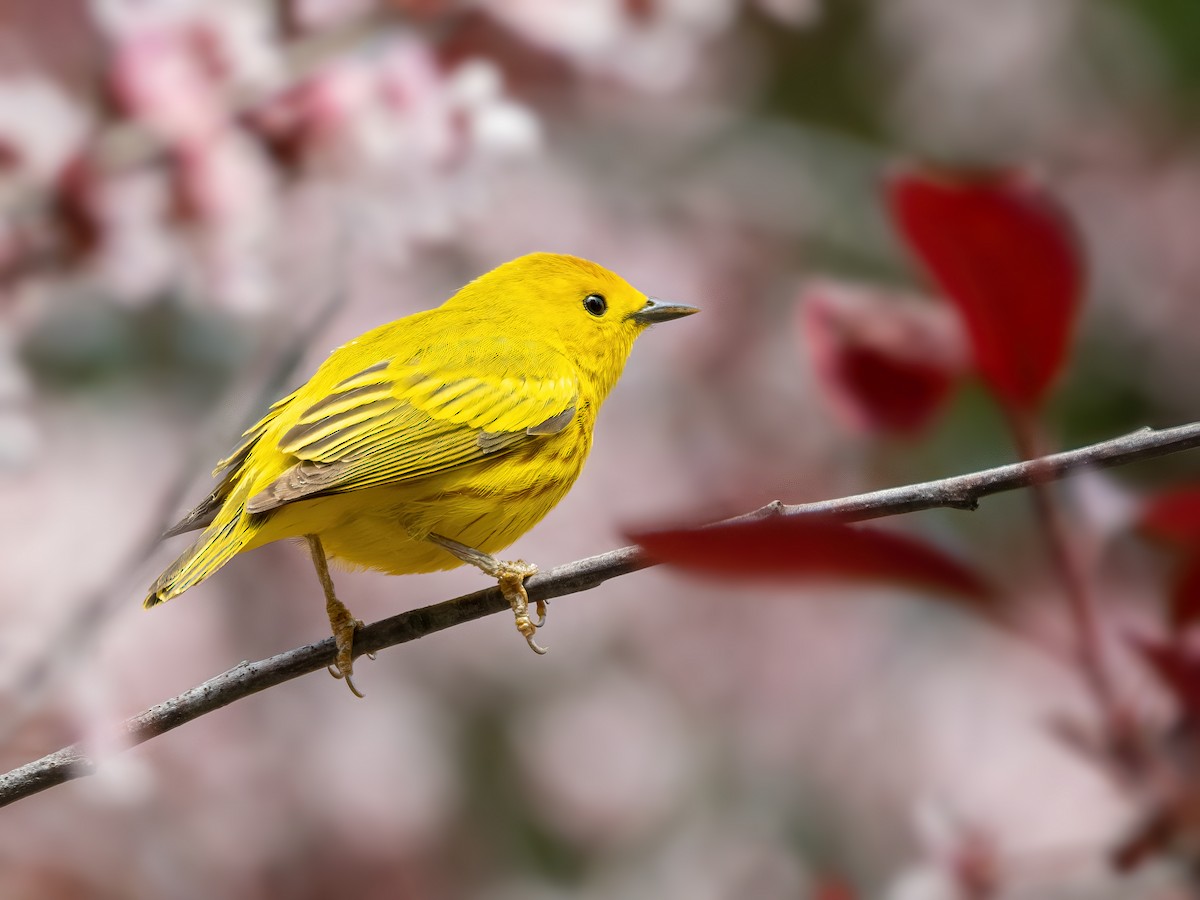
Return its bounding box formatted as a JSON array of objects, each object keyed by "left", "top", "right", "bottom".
[
  {"left": 306, "top": 534, "right": 367, "bottom": 698},
  {"left": 427, "top": 533, "right": 547, "bottom": 654}
]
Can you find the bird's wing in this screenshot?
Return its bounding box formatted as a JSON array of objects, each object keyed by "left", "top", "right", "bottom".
[
  {"left": 162, "top": 387, "right": 303, "bottom": 537},
  {"left": 245, "top": 351, "right": 579, "bottom": 514}
]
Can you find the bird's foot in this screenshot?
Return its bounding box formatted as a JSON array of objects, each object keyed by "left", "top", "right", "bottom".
[
  {"left": 495, "top": 560, "right": 545, "bottom": 655},
  {"left": 426, "top": 533, "right": 548, "bottom": 654},
  {"left": 307, "top": 532, "right": 372, "bottom": 698},
  {"left": 326, "top": 599, "right": 367, "bottom": 699}
]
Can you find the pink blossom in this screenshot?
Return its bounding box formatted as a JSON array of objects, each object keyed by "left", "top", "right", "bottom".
[{"left": 109, "top": 27, "right": 228, "bottom": 147}]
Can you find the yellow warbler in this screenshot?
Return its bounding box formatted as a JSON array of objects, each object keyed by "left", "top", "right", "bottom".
[{"left": 147, "top": 253, "right": 697, "bottom": 695}]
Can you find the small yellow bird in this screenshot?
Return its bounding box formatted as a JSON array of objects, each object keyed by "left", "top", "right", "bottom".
[{"left": 147, "top": 253, "right": 697, "bottom": 695}]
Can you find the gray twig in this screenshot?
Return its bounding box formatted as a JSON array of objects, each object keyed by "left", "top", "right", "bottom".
[{"left": 3, "top": 422, "right": 1200, "bottom": 809}]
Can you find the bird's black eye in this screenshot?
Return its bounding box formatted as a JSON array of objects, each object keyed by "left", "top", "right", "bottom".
[{"left": 583, "top": 293, "right": 607, "bottom": 317}]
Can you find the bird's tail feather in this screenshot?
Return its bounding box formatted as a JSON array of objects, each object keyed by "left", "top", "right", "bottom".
[{"left": 145, "top": 487, "right": 257, "bottom": 607}]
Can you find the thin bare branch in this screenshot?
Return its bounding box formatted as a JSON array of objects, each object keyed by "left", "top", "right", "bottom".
[{"left": 3, "top": 422, "right": 1200, "bottom": 809}]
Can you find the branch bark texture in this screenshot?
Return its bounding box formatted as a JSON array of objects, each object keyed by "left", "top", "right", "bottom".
[{"left": 4, "top": 422, "right": 1200, "bottom": 809}]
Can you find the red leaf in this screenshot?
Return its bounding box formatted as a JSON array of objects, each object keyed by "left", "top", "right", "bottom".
[
  {"left": 887, "top": 168, "right": 1083, "bottom": 411},
  {"left": 1174, "top": 562, "right": 1200, "bottom": 633},
  {"left": 1171, "top": 551, "right": 1200, "bottom": 631},
  {"left": 630, "top": 518, "right": 989, "bottom": 602},
  {"left": 1141, "top": 487, "right": 1200, "bottom": 545},
  {"left": 1130, "top": 633, "right": 1200, "bottom": 721},
  {"left": 800, "top": 279, "right": 967, "bottom": 435}
]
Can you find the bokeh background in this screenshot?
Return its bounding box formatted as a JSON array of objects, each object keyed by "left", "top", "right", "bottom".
[{"left": 3, "top": 1, "right": 1200, "bottom": 897}]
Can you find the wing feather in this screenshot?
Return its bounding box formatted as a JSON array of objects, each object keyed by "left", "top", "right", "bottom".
[
  {"left": 164, "top": 387, "right": 302, "bottom": 536},
  {"left": 246, "top": 351, "right": 578, "bottom": 515}
]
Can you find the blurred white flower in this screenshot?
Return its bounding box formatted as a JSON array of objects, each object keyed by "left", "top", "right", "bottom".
[
  {"left": 468, "top": 99, "right": 541, "bottom": 158},
  {"left": 447, "top": 59, "right": 542, "bottom": 159},
  {"left": 0, "top": 77, "right": 89, "bottom": 194},
  {"left": 195, "top": 1, "right": 286, "bottom": 93},
  {"left": 483, "top": 0, "right": 743, "bottom": 93}
]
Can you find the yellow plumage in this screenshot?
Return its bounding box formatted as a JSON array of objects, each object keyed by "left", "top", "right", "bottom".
[{"left": 146, "top": 252, "right": 696, "bottom": 692}]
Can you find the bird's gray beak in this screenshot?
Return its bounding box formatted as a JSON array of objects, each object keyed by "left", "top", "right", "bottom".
[{"left": 630, "top": 297, "right": 700, "bottom": 325}]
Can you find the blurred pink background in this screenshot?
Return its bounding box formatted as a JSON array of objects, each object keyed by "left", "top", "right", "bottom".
[{"left": 2, "top": 1, "right": 1200, "bottom": 897}]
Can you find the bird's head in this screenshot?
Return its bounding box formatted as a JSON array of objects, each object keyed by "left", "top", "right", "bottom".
[{"left": 455, "top": 252, "right": 697, "bottom": 398}]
